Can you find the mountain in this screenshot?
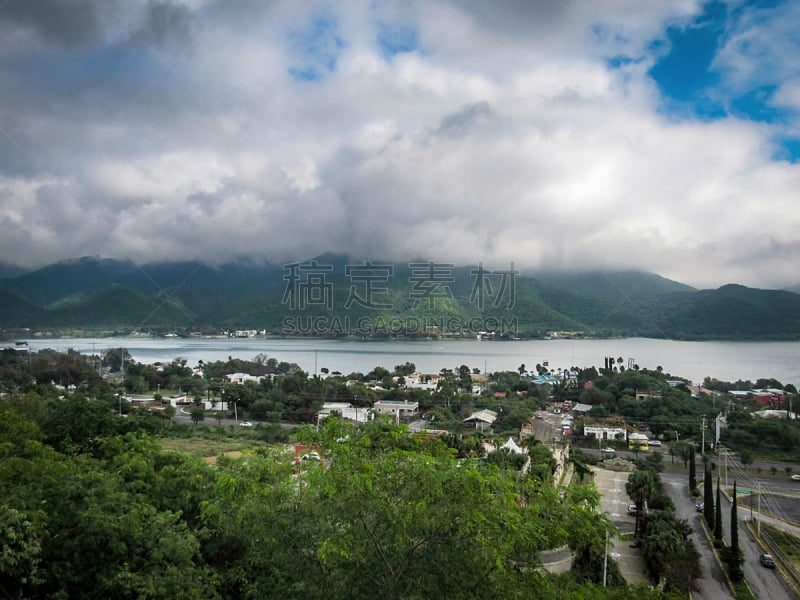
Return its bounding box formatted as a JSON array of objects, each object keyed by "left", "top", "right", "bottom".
[
  {"left": 2, "top": 256, "right": 800, "bottom": 340},
  {"left": 530, "top": 270, "right": 696, "bottom": 303},
  {"left": 0, "top": 292, "right": 43, "bottom": 328},
  {"left": 0, "top": 262, "right": 29, "bottom": 280},
  {"left": 0, "top": 256, "right": 136, "bottom": 306},
  {"left": 648, "top": 284, "right": 800, "bottom": 339},
  {"left": 38, "top": 284, "right": 196, "bottom": 330}
]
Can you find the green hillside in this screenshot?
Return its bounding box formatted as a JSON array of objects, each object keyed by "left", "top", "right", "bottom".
[
  {"left": 38, "top": 284, "right": 197, "bottom": 330},
  {"left": 650, "top": 285, "right": 800, "bottom": 339},
  {"left": 0, "top": 291, "right": 43, "bottom": 328},
  {"left": 530, "top": 269, "right": 695, "bottom": 304},
  {"left": 2, "top": 256, "right": 800, "bottom": 339}
]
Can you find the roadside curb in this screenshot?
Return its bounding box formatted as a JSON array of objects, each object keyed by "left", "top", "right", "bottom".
[
  {"left": 746, "top": 520, "right": 800, "bottom": 597},
  {"left": 697, "top": 504, "right": 755, "bottom": 599}
]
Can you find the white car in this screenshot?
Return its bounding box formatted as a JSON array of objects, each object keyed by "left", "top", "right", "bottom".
[
  {"left": 239, "top": 421, "right": 254, "bottom": 427},
  {"left": 648, "top": 440, "right": 661, "bottom": 447},
  {"left": 790, "top": 474, "right": 800, "bottom": 481}
]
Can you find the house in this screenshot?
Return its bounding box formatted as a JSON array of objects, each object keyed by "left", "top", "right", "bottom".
[
  {"left": 463, "top": 409, "right": 498, "bottom": 430},
  {"left": 635, "top": 389, "right": 661, "bottom": 401},
  {"left": 572, "top": 403, "right": 592, "bottom": 414},
  {"left": 729, "top": 389, "right": 784, "bottom": 408},
  {"left": 225, "top": 372, "right": 266, "bottom": 385},
  {"left": 372, "top": 400, "right": 419, "bottom": 421},
  {"left": 318, "top": 402, "right": 370, "bottom": 424}
]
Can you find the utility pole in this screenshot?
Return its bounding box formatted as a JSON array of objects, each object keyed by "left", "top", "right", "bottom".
[
  {"left": 701, "top": 415, "right": 706, "bottom": 454},
  {"left": 603, "top": 529, "right": 609, "bottom": 587},
  {"left": 724, "top": 447, "right": 728, "bottom": 488},
  {"left": 757, "top": 481, "right": 762, "bottom": 537}
]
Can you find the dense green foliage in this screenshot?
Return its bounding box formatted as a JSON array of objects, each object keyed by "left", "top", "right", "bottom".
[
  {"left": 626, "top": 462, "right": 702, "bottom": 594},
  {"left": 0, "top": 389, "right": 692, "bottom": 599},
  {"left": 0, "top": 345, "right": 700, "bottom": 599}
]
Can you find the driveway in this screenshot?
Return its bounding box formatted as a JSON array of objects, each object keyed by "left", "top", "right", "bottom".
[{"left": 593, "top": 467, "right": 647, "bottom": 585}]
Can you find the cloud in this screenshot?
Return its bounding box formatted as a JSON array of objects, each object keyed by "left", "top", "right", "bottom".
[
  {"left": 0, "top": 0, "right": 107, "bottom": 49},
  {"left": 0, "top": 0, "right": 798, "bottom": 290}
]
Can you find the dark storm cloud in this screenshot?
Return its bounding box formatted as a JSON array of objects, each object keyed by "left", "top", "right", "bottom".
[
  {"left": 450, "top": 0, "right": 574, "bottom": 36},
  {"left": 127, "top": 0, "right": 193, "bottom": 50},
  {"left": 1, "top": 0, "right": 108, "bottom": 49}
]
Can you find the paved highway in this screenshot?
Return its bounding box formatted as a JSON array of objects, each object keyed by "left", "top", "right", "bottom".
[
  {"left": 661, "top": 471, "right": 735, "bottom": 600},
  {"left": 661, "top": 471, "right": 797, "bottom": 600}
]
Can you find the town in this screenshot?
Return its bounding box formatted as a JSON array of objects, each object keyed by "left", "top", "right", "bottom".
[{"left": 1, "top": 344, "right": 799, "bottom": 599}]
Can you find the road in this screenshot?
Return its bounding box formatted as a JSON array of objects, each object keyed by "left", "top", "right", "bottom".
[
  {"left": 660, "top": 471, "right": 735, "bottom": 600},
  {"left": 717, "top": 490, "right": 798, "bottom": 600},
  {"left": 662, "top": 471, "right": 798, "bottom": 600}
]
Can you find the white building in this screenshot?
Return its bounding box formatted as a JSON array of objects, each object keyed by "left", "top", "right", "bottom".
[
  {"left": 583, "top": 424, "right": 627, "bottom": 440},
  {"left": 318, "top": 402, "right": 371, "bottom": 424},
  {"left": 225, "top": 372, "right": 266, "bottom": 385}
]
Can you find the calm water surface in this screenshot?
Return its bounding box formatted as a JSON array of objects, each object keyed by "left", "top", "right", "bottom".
[{"left": 21, "top": 337, "right": 800, "bottom": 386}]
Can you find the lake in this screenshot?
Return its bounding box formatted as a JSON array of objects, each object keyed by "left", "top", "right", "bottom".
[{"left": 20, "top": 337, "right": 800, "bottom": 386}]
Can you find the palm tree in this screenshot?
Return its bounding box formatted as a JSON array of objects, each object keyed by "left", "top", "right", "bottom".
[{"left": 626, "top": 469, "right": 658, "bottom": 538}]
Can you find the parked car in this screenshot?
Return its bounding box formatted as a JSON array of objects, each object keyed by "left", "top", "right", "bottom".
[
  {"left": 601, "top": 447, "right": 615, "bottom": 454},
  {"left": 627, "top": 504, "right": 639, "bottom": 516},
  {"left": 648, "top": 440, "right": 661, "bottom": 447},
  {"left": 695, "top": 502, "right": 704, "bottom": 512},
  {"left": 759, "top": 553, "right": 776, "bottom": 568},
  {"left": 239, "top": 421, "right": 254, "bottom": 427},
  {"left": 790, "top": 474, "right": 800, "bottom": 481}
]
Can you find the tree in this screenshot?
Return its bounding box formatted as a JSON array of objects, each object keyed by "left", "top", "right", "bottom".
[
  {"left": 703, "top": 465, "right": 714, "bottom": 528},
  {"left": 688, "top": 446, "right": 697, "bottom": 492},
  {"left": 189, "top": 406, "right": 205, "bottom": 426},
  {"left": 163, "top": 404, "right": 176, "bottom": 422},
  {"left": 0, "top": 505, "right": 45, "bottom": 597},
  {"left": 714, "top": 476, "right": 724, "bottom": 547},
  {"left": 727, "top": 481, "right": 744, "bottom": 582},
  {"left": 739, "top": 450, "right": 753, "bottom": 471},
  {"left": 626, "top": 468, "right": 658, "bottom": 538},
  {"left": 102, "top": 348, "right": 133, "bottom": 373},
  {"left": 205, "top": 426, "right": 556, "bottom": 599}
]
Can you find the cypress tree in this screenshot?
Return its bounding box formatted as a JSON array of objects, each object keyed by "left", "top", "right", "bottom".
[
  {"left": 704, "top": 465, "right": 714, "bottom": 527},
  {"left": 729, "top": 481, "right": 744, "bottom": 582},
  {"left": 689, "top": 446, "right": 696, "bottom": 491},
  {"left": 714, "top": 476, "right": 723, "bottom": 546}
]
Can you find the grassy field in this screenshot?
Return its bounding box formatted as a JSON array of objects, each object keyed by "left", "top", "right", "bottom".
[{"left": 157, "top": 429, "right": 284, "bottom": 464}]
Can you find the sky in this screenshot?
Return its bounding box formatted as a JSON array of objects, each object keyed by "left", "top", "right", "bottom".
[{"left": 1, "top": 0, "right": 799, "bottom": 290}]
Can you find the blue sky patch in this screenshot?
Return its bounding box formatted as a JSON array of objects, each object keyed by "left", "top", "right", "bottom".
[
  {"left": 288, "top": 15, "right": 345, "bottom": 82},
  {"left": 377, "top": 23, "right": 418, "bottom": 60},
  {"left": 647, "top": 0, "right": 798, "bottom": 160},
  {"left": 648, "top": 0, "right": 725, "bottom": 113}
]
